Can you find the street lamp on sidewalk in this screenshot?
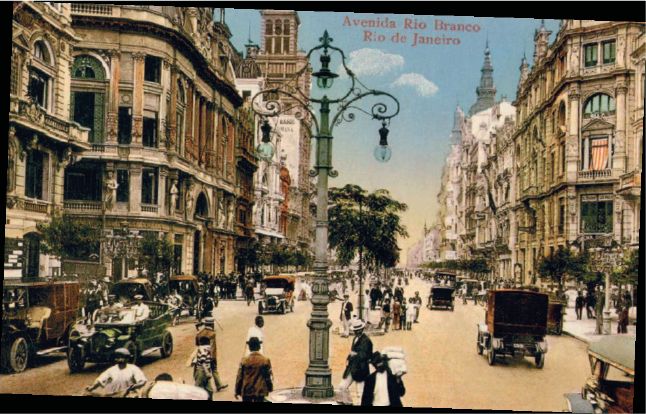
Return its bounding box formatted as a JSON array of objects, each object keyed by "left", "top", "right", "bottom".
[
  {"left": 588, "top": 237, "right": 628, "bottom": 335},
  {"left": 251, "top": 31, "right": 400, "bottom": 402}
]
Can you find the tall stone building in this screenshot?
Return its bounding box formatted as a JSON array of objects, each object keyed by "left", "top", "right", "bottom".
[
  {"left": 508, "top": 19, "right": 643, "bottom": 284},
  {"left": 8, "top": 5, "right": 257, "bottom": 281},
  {"left": 8, "top": 3, "right": 90, "bottom": 280},
  {"left": 435, "top": 20, "right": 643, "bottom": 285},
  {"left": 251, "top": 10, "right": 314, "bottom": 258}
]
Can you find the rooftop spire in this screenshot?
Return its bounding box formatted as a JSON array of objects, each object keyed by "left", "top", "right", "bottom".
[{"left": 469, "top": 41, "right": 497, "bottom": 117}]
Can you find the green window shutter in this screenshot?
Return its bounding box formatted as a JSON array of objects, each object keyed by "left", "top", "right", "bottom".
[{"left": 94, "top": 93, "right": 105, "bottom": 143}]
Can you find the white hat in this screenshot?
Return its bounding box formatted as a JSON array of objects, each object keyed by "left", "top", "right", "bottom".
[{"left": 350, "top": 319, "right": 366, "bottom": 331}]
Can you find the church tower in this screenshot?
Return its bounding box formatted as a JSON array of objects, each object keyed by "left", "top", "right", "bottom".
[{"left": 469, "top": 42, "right": 497, "bottom": 116}]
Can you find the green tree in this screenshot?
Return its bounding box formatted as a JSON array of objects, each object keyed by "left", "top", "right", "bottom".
[
  {"left": 36, "top": 214, "right": 100, "bottom": 262},
  {"left": 537, "top": 245, "right": 585, "bottom": 290},
  {"left": 137, "top": 232, "right": 175, "bottom": 282},
  {"left": 328, "top": 185, "right": 408, "bottom": 270}
]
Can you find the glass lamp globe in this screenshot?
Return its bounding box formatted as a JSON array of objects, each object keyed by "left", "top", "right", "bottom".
[
  {"left": 374, "top": 144, "right": 392, "bottom": 163},
  {"left": 256, "top": 142, "right": 275, "bottom": 161}
]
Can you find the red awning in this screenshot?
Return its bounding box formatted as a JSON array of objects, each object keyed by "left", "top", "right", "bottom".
[{"left": 591, "top": 138, "right": 608, "bottom": 171}]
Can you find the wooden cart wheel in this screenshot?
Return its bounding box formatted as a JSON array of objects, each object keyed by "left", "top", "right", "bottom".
[{"left": 10, "top": 336, "right": 30, "bottom": 373}]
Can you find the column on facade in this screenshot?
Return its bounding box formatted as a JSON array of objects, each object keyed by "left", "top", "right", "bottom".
[
  {"left": 614, "top": 79, "right": 628, "bottom": 172},
  {"left": 106, "top": 50, "right": 120, "bottom": 143},
  {"left": 159, "top": 168, "right": 167, "bottom": 215},
  {"left": 186, "top": 80, "right": 194, "bottom": 159},
  {"left": 167, "top": 64, "right": 178, "bottom": 151},
  {"left": 200, "top": 97, "right": 207, "bottom": 166},
  {"left": 567, "top": 86, "right": 580, "bottom": 179},
  {"left": 131, "top": 52, "right": 145, "bottom": 145},
  {"left": 129, "top": 166, "right": 142, "bottom": 213},
  {"left": 206, "top": 101, "right": 215, "bottom": 171}
]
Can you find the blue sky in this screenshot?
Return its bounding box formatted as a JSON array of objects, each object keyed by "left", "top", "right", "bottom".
[{"left": 226, "top": 10, "right": 561, "bottom": 256}]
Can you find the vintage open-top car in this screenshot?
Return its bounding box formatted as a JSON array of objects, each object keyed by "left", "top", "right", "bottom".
[
  {"left": 258, "top": 276, "right": 296, "bottom": 315},
  {"left": 109, "top": 278, "right": 153, "bottom": 302},
  {"left": 564, "top": 335, "right": 635, "bottom": 413},
  {"left": 169, "top": 275, "right": 201, "bottom": 316},
  {"left": 67, "top": 299, "right": 173, "bottom": 372},
  {"left": 2, "top": 281, "right": 80, "bottom": 373},
  {"left": 477, "top": 289, "right": 549, "bottom": 368},
  {"left": 429, "top": 286, "right": 455, "bottom": 311}
]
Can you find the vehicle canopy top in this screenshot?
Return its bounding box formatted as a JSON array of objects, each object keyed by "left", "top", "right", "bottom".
[
  {"left": 263, "top": 276, "right": 296, "bottom": 289},
  {"left": 431, "top": 286, "right": 456, "bottom": 292},
  {"left": 588, "top": 335, "right": 635, "bottom": 375},
  {"left": 169, "top": 275, "right": 198, "bottom": 282},
  {"left": 109, "top": 278, "right": 153, "bottom": 301}
]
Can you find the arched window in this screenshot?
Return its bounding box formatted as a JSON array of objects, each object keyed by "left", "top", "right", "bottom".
[
  {"left": 283, "top": 19, "right": 290, "bottom": 35},
  {"left": 195, "top": 193, "right": 209, "bottom": 219},
  {"left": 265, "top": 20, "right": 273, "bottom": 35},
  {"left": 33, "top": 41, "right": 52, "bottom": 65},
  {"left": 558, "top": 102, "right": 566, "bottom": 127},
  {"left": 583, "top": 93, "right": 615, "bottom": 118},
  {"left": 71, "top": 55, "right": 107, "bottom": 143},
  {"left": 72, "top": 55, "right": 105, "bottom": 79}
]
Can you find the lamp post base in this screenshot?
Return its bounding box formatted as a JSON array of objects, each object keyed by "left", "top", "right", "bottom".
[
  {"left": 603, "top": 310, "right": 612, "bottom": 335},
  {"left": 267, "top": 387, "right": 353, "bottom": 405}
]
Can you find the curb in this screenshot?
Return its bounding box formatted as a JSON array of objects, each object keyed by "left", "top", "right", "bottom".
[{"left": 562, "top": 329, "right": 591, "bottom": 344}]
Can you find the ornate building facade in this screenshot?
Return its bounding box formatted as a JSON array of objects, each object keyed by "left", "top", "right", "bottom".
[
  {"left": 433, "top": 20, "right": 643, "bottom": 285},
  {"left": 8, "top": 5, "right": 257, "bottom": 280},
  {"left": 244, "top": 10, "right": 315, "bottom": 260},
  {"left": 8, "top": 2, "right": 91, "bottom": 279},
  {"left": 508, "top": 19, "right": 643, "bottom": 284}
]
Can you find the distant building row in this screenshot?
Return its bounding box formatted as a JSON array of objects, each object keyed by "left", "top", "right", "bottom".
[{"left": 409, "top": 20, "right": 643, "bottom": 286}]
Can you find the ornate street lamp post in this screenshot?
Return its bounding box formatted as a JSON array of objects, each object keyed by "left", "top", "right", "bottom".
[
  {"left": 101, "top": 221, "right": 141, "bottom": 281},
  {"left": 251, "top": 31, "right": 399, "bottom": 402},
  {"left": 588, "top": 237, "right": 628, "bottom": 335}
]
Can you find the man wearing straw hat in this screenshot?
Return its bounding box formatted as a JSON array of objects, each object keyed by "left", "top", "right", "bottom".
[{"left": 339, "top": 319, "right": 373, "bottom": 399}]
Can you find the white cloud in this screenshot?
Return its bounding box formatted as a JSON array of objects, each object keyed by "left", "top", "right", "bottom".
[
  {"left": 337, "top": 48, "right": 404, "bottom": 78},
  {"left": 390, "top": 73, "right": 439, "bottom": 98}
]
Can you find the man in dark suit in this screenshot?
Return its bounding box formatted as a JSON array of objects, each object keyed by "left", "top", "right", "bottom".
[
  {"left": 339, "top": 319, "right": 373, "bottom": 399},
  {"left": 361, "top": 352, "right": 406, "bottom": 407}
]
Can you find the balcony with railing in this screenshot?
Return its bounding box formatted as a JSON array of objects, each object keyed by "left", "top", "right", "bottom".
[
  {"left": 24, "top": 201, "right": 49, "bottom": 214},
  {"left": 10, "top": 96, "right": 90, "bottom": 148},
  {"left": 619, "top": 170, "right": 641, "bottom": 191},
  {"left": 141, "top": 204, "right": 159, "bottom": 214},
  {"left": 578, "top": 169, "right": 613, "bottom": 180},
  {"left": 64, "top": 200, "right": 103, "bottom": 213}
]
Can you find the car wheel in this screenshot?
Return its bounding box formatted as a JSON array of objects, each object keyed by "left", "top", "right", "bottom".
[
  {"left": 258, "top": 303, "right": 264, "bottom": 315},
  {"left": 10, "top": 336, "right": 30, "bottom": 373},
  {"left": 160, "top": 332, "right": 173, "bottom": 359},
  {"left": 487, "top": 343, "right": 496, "bottom": 366},
  {"left": 68, "top": 346, "right": 86, "bottom": 373},
  {"left": 123, "top": 340, "right": 138, "bottom": 366},
  {"left": 535, "top": 352, "right": 545, "bottom": 369}
]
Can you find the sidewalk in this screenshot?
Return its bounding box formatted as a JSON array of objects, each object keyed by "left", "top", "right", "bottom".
[{"left": 561, "top": 289, "right": 637, "bottom": 344}]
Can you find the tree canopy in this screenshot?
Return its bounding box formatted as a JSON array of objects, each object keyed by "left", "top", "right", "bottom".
[
  {"left": 328, "top": 184, "right": 408, "bottom": 269},
  {"left": 36, "top": 214, "right": 100, "bottom": 262}
]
